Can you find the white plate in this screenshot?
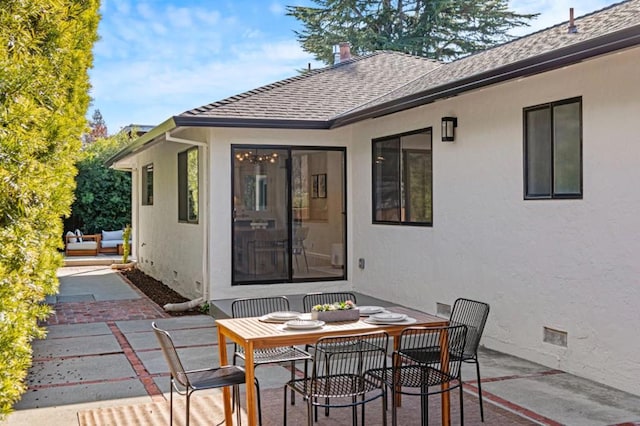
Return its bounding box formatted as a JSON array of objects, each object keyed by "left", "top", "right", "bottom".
[
  {"left": 370, "top": 312, "right": 407, "bottom": 322},
  {"left": 284, "top": 319, "right": 325, "bottom": 330},
  {"left": 364, "top": 317, "right": 417, "bottom": 326},
  {"left": 358, "top": 306, "right": 385, "bottom": 316},
  {"left": 268, "top": 311, "right": 301, "bottom": 321}
]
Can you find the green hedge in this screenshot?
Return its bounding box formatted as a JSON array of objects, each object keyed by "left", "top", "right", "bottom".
[
  {"left": 0, "top": 0, "right": 99, "bottom": 417},
  {"left": 65, "top": 134, "right": 132, "bottom": 235}
]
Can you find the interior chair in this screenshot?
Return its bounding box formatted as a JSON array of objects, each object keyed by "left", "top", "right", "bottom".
[
  {"left": 152, "top": 322, "right": 247, "bottom": 426},
  {"left": 292, "top": 227, "right": 310, "bottom": 272},
  {"left": 231, "top": 296, "right": 312, "bottom": 425},
  {"left": 284, "top": 331, "right": 389, "bottom": 426},
  {"left": 248, "top": 229, "right": 288, "bottom": 276},
  {"left": 449, "top": 297, "right": 490, "bottom": 421},
  {"left": 367, "top": 324, "right": 468, "bottom": 426}
]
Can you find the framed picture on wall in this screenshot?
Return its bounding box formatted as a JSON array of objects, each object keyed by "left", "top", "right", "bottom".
[
  {"left": 312, "top": 174, "right": 319, "bottom": 198},
  {"left": 318, "top": 173, "right": 327, "bottom": 198}
]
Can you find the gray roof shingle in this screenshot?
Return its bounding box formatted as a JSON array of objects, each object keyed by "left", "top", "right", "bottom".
[
  {"left": 179, "top": 51, "right": 441, "bottom": 122},
  {"left": 339, "top": 0, "right": 640, "bottom": 119}
]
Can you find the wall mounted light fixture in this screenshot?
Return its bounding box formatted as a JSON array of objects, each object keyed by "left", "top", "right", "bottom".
[{"left": 441, "top": 116, "right": 458, "bottom": 142}]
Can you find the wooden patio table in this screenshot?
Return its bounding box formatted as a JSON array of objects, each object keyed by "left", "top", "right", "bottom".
[{"left": 216, "top": 306, "right": 449, "bottom": 426}]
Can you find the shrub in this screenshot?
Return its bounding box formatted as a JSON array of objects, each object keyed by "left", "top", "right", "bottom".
[{"left": 0, "top": 0, "right": 100, "bottom": 417}]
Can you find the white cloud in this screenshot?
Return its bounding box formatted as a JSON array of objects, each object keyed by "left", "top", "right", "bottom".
[
  {"left": 270, "top": 2, "right": 285, "bottom": 15},
  {"left": 95, "top": 0, "right": 615, "bottom": 132}
]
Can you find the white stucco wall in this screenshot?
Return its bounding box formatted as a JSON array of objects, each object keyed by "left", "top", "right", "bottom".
[
  {"left": 130, "top": 136, "right": 205, "bottom": 300},
  {"left": 349, "top": 47, "right": 640, "bottom": 395},
  {"left": 125, "top": 46, "right": 639, "bottom": 396},
  {"left": 206, "top": 127, "right": 354, "bottom": 300}
]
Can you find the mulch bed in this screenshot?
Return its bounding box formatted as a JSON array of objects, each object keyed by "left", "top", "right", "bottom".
[{"left": 119, "top": 268, "right": 205, "bottom": 316}]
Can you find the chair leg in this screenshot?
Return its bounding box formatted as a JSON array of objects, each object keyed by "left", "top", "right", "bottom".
[
  {"left": 283, "top": 385, "right": 288, "bottom": 426},
  {"left": 475, "top": 360, "right": 484, "bottom": 422},
  {"left": 421, "top": 384, "right": 428, "bottom": 426},
  {"left": 382, "top": 388, "right": 387, "bottom": 426},
  {"left": 255, "top": 377, "right": 263, "bottom": 426},
  {"left": 169, "top": 379, "right": 174, "bottom": 426},
  {"left": 459, "top": 381, "right": 465, "bottom": 426},
  {"left": 307, "top": 396, "right": 314, "bottom": 426},
  {"left": 302, "top": 247, "right": 309, "bottom": 272},
  {"left": 290, "top": 361, "right": 296, "bottom": 405},
  {"left": 391, "top": 385, "right": 398, "bottom": 426},
  {"left": 234, "top": 385, "right": 242, "bottom": 426},
  {"left": 185, "top": 390, "right": 191, "bottom": 426}
]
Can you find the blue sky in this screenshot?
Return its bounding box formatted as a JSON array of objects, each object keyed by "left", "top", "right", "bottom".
[{"left": 90, "top": 0, "right": 615, "bottom": 133}]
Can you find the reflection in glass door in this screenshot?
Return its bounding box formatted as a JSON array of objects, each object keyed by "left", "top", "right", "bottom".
[
  {"left": 232, "top": 146, "right": 346, "bottom": 284},
  {"left": 233, "top": 147, "right": 289, "bottom": 283},
  {"left": 291, "top": 149, "right": 345, "bottom": 281}
]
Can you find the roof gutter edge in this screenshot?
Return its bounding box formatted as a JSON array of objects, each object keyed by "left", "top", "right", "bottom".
[
  {"left": 173, "top": 116, "right": 330, "bottom": 130},
  {"left": 105, "top": 117, "right": 177, "bottom": 168}
]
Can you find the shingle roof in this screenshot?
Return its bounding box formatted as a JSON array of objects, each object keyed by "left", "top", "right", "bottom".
[
  {"left": 178, "top": 51, "right": 441, "bottom": 122},
  {"left": 107, "top": 0, "right": 640, "bottom": 168},
  {"left": 339, "top": 0, "right": 640, "bottom": 120}
]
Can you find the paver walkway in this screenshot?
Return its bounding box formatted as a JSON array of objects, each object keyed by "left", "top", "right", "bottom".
[{"left": 3, "top": 265, "right": 640, "bottom": 426}]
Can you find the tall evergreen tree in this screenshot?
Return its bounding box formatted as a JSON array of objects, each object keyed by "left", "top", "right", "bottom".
[
  {"left": 287, "top": 0, "right": 538, "bottom": 64},
  {"left": 85, "top": 108, "right": 109, "bottom": 145},
  {"left": 0, "top": 0, "right": 100, "bottom": 416}
]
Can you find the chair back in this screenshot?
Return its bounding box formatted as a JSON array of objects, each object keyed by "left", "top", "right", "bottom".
[
  {"left": 302, "top": 292, "right": 357, "bottom": 312},
  {"left": 232, "top": 296, "right": 290, "bottom": 318},
  {"left": 152, "top": 322, "right": 190, "bottom": 389},
  {"left": 293, "top": 227, "right": 309, "bottom": 244},
  {"left": 450, "top": 298, "right": 490, "bottom": 358},
  {"left": 311, "top": 331, "right": 388, "bottom": 397},
  {"left": 396, "top": 324, "right": 468, "bottom": 386}
]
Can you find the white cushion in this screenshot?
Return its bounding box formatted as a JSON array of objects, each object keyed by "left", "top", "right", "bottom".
[
  {"left": 102, "top": 230, "right": 123, "bottom": 241},
  {"left": 67, "top": 241, "right": 97, "bottom": 250},
  {"left": 66, "top": 231, "right": 77, "bottom": 243},
  {"left": 101, "top": 240, "right": 124, "bottom": 248}
]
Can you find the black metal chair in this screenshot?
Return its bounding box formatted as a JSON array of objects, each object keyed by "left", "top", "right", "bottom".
[
  {"left": 231, "top": 296, "right": 312, "bottom": 425},
  {"left": 449, "top": 297, "right": 490, "bottom": 421},
  {"left": 284, "top": 331, "right": 389, "bottom": 426},
  {"left": 152, "top": 322, "right": 247, "bottom": 426},
  {"left": 368, "top": 324, "right": 468, "bottom": 426},
  {"left": 302, "top": 291, "right": 359, "bottom": 418}
]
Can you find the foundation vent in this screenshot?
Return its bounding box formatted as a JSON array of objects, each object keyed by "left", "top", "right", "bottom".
[{"left": 543, "top": 327, "right": 568, "bottom": 347}]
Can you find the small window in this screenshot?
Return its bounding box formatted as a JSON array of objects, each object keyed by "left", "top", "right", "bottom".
[
  {"left": 141, "top": 163, "right": 153, "bottom": 205},
  {"left": 372, "top": 128, "right": 432, "bottom": 225},
  {"left": 178, "top": 147, "right": 199, "bottom": 223},
  {"left": 524, "top": 97, "right": 582, "bottom": 199}
]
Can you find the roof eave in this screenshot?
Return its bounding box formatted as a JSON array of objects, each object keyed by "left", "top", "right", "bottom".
[
  {"left": 332, "top": 25, "right": 640, "bottom": 128},
  {"left": 105, "top": 117, "right": 177, "bottom": 169},
  {"left": 173, "top": 115, "right": 330, "bottom": 130}
]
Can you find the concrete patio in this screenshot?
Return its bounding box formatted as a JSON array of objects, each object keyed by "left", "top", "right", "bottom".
[{"left": 2, "top": 265, "right": 640, "bottom": 425}]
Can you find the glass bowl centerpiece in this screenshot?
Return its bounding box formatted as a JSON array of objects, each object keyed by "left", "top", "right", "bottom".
[{"left": 311, "top": 300, "right": 359, "bottom": 322}]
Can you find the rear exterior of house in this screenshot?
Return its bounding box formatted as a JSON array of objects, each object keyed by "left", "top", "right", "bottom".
[{"left": 109, "top": 1, "right": 640, "bottom": 397}]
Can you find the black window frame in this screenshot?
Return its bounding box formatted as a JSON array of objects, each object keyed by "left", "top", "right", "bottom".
[
  {"left": 178, "top": 146, "right": 199, "bottom": 224},
  {"left": 523, "top": 96, "right": 583, "bottom": 200},
  {"left": 372, "top": 127, "right": 433, "bottom": 226},
  {"left": 141, "top": 163, "right": 153, "bottom": 206}
]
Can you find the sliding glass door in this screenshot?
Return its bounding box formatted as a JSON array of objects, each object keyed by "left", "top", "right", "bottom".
[{"left": 232, "top": 145, "right": 345, "bottom": 285}]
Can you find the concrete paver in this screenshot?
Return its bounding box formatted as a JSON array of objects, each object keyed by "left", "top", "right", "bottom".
[{"left": 3, "top": 265, "right": 640, "bottom": 426}]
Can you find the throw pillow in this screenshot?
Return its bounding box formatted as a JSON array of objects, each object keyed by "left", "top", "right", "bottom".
[
  {"left": 75, "top": 229, "right": 83, "bottom": 243},
  {"left": 66, "top": 231, "right": 77, "bottom": 243}
]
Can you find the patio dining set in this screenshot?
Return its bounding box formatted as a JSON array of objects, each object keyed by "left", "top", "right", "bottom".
[{"left": 153, "top": 293, "right": 490, "bottom": 426}]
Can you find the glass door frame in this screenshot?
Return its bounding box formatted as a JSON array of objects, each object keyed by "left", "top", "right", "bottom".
[{"left": 231, "top": 144, "right": 347, "bottom": 286}]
